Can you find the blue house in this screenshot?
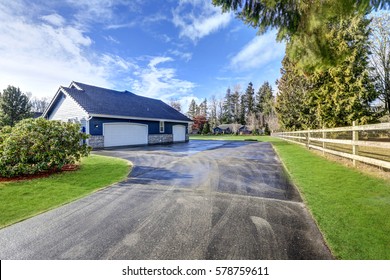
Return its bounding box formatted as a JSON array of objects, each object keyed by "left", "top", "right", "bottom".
[{"left": 43, "top": 81, "right": 192, "bottom": 148}]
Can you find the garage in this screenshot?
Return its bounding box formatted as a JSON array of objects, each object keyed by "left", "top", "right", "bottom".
[
  {"left": 104, "top": 123, "right": 148, "bottom": 147},
  {"left": 173, "top": 125, "right": 186, "bottom": 142}
]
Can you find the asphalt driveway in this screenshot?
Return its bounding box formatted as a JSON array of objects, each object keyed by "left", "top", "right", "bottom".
[{"left": 0, "top": 140, "right": 332, "bottom": 259}]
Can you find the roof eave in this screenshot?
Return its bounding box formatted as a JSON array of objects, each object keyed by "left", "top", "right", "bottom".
[
  {"left": 90, "top": 113, "right": 192, "bottom": 123},
  {"left": 42, "top": 86, "right": 89, "bottom": 119}
]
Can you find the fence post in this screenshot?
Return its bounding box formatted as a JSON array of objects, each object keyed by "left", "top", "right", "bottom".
[
  {"left": 307, "top": 130, "right": 311, "bottom": 149},
  {"left": 352, "top": 121, "right": 358, "bottom": 166},
  {"left": 322, "top": 127, "right": 326, "bottom": 155}
]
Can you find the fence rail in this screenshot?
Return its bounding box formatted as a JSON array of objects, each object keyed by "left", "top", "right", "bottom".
[{"left": 273, "top": 122, "right": 390, "bottom": 170}]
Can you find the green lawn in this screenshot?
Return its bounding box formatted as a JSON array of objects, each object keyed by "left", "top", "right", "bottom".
[
  {"left": 0, "top": 155, "right": 131, "bottom": 228},
  {"left": 190, "top": 135, "right": 390, "bottom": 259}
]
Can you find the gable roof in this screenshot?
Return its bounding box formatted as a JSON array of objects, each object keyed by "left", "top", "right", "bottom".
[{"left": 44, "top": 81, "right": 192, "bottom": 123}]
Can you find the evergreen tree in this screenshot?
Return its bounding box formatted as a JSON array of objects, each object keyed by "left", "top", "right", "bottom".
[
  {"left": 213, "top": 0, "right": 388, "bottom": 73},
  {"left": 202, "top": 122, "right": 210, "bottom": 134},
  {"left": 256, "top": 81, "right": 274, "bottom": 127},
  {"left": 245, "top": 82, "right": 255, "bottom": 114},
  {"left": 239, "top": 94, "right": 246, "bottom": 125},
  {"left": 308, "top": 14, "right": 378, "bottom": 127},
  {"left": 275, "top": 57, "right": 316, "bottom": 130},
  {"left": 0, "top": 86, "right": 32, "bottom": 127},
  {"left": 256, "top": 82, "right": 273, "bottom": 115},
  {"left": 187, "top": 99, "right": 197, "bottom": 119},
  {"left": 199, "top": 98, "right": 208, "bottom": 117},
  {"left": 231, "top": 86, "right": 241, "bottom": 122},
  {"left": 222, "top": 87, "right": 234, "bottom": 123}
]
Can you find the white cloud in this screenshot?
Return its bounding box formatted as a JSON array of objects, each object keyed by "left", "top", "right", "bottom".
[
  {"left": 41, "top": 13, "right": 66, "bottom": 27},
  {"left": 103, "top": 35, "right": 120, "bottom": 44},
  {"left": 105, "top": 22, "right": 137, "bottom": 30},
  {"left": 0, "top": 0, "right": 197, "bottom": 106},
  {"left": 0, "top": 1, "right": 133, "bottom": 98},
  {"left": 172, "top": 0, "right": 232, "bottom": 42},
  {"left": 128, "top": 56, "right": 196, "bottom": 101},
  {"left": 64, "top": 0, "right": 145, "bottom": 27},
  {"left": 230, "top": 31, "right": 285, "bottom": 71},
  {"left": 169, "top": 50, "right": 193, "bottom": 62}
]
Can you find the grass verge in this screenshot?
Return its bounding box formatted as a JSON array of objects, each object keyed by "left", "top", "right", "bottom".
[
  {"left": 190, "top": 135, "right": 390, "bottom": 259},
  {"left": 0, "top": 154, "right": 131, "bottom": 228}
]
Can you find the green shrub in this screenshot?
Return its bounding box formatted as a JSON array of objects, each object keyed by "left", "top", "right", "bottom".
[{"left": 0, "top": 118, "right": 90, "bottom": 177}]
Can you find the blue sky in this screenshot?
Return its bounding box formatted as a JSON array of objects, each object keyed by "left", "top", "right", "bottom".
[{"left": 0, "top": 0, "right": 285, "bottom": 111}]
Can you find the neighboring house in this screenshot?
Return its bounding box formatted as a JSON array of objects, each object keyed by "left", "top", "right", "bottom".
[
  {"left": 43, "top": 81, "right": 192, "bottom": 148},
  {"left": 213, "top": 124, "right": 252, "bottom": 134},
  {"left": 213, "top": 124, "right": 232, "bottom": 134}
]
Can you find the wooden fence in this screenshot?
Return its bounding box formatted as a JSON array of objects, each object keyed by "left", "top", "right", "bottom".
[{"left": 273, "top": 122, "right": 390, "bottom": 169}]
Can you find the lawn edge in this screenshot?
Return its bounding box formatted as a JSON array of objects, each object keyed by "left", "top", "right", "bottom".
[
  {"left": 269, "top": 141, "right": 337, "bottom": 259},
  {"left": 0, "top": 155, "right": 133, "bottom": 229}
]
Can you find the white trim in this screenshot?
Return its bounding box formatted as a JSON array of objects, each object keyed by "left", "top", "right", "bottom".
[
  {"left": 90, "top": 113, "right": 191, "bottom": 123},
  {"left": 85, "top": 118, "right": 90, "bottom": 145},
  {"left": 69, "top": 81, "right": 83, "bottom": 90},
  {"left": 159, "top": 121, "right": 165, "bottom": 133},
  {"left": 42, "top": 86, "right": 63, "bottom": 118},
  {"left": 42, "top": 86, "right": 89, "bottom": 119}
]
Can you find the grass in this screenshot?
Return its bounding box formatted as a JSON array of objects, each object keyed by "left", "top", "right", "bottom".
[
  {"left": 190, "top": 135, "right": 390, "bottom": 259},
  {"left": 0, "top": 155, "right": 131, "bottom": 228}
]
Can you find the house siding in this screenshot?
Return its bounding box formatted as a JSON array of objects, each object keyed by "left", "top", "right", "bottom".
[
  {"left": 86, "top": 117, "right": 189, "bottom": 148},
  {"left": 48, "top": 92, "right": 88, "bottom": 122},
  {"left": 89, "top": 117, "right": 188, "bottom": 136}
]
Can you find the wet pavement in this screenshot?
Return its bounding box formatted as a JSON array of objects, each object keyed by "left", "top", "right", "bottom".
[{"left": 0, "top": 140, "right": 332, "bottom": 259}]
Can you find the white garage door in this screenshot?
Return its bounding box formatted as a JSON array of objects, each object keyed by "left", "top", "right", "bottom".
[
  {"left": 104, "top": 123, "right": 148, "bottom": 147},
  {"left": 173, "top": 125, "right": 186, "bottom": 142}
]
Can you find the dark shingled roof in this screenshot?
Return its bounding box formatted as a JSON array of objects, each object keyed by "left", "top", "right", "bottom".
[{"left": 62, "top": 82, "right": 191, "bottom": 122}]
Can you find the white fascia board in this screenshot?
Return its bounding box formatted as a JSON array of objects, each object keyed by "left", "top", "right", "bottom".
[
  {"left": 69, "top": 81, "right": 83, "bottom": 90},
  {"left": 42, "top": 86, "right": 90, "bottom": 120},
  {"left": 42, "top": 86, "right": 64, "bottom": 118},
  {"left": 60, "top": 87, "right": 89, "bottom": 118},
  {"left": 90, "top": 114, "right": 191, "bottom": 124}
]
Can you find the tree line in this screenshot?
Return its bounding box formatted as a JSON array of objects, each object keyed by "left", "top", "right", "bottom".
[
  {"left": 180, "top": 81, "right": 276, "bottom": 134},
  {"left": 0, "top": 85, "right": 50, "bottom": 127},
  {"left": 212, "top": 0, "right": 390, "bottom": 131}
]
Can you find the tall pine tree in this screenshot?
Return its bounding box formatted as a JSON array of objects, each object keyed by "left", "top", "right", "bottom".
[
  {"left": 222, "top": 87, "right": 234, "bottom": 123},
  {"left": 239, "top": 94, "right": 246, "bottom": 125},
  {"left": 187, "top": 99, "right": 197, "bottom": 119},
  {"left": 276, "top": 57, "right": 315, "bottom": 130},
  {"left": 0, "top": 86, "right": 32, "bottom": 127},
  {"left": 308, "top": 14, "right": 378, "bottom": 127},
  {"left": 245, "top": 82, "right": 255, "bottom": 114}
]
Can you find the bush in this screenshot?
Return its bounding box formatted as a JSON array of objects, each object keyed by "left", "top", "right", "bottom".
[
  {"left": 264, "top": 123, "right": 271, "bottom": 135},
  {"left": 0, "top": 118, "right": 91, "bottom": 177}
]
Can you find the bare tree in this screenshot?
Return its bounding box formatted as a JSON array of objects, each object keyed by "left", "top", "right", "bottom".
[
  {"left": 30, "top": 96, "right": 50, "bottom": 113},
  {"left": 169, "top": 98, "right": 182, "bottom": 112},
  {"left": 231, "top": 123, "right": 241, "bottom": 134},
  {"left": 209, "top": 95, "right": 218, "bottom": 129},
  {"left": 217, "top": 97, "right": 224, "bottom": 124},
  {"left": 369, "top": 12, "right": 390, "bottom": 114},
  {"left": 245, "top": 112, "right": 261, "bottom": 132}
]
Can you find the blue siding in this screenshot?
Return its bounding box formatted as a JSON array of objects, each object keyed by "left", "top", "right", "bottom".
[{"left": 89, "top": 117, "right": 188, "bottom": 136}]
